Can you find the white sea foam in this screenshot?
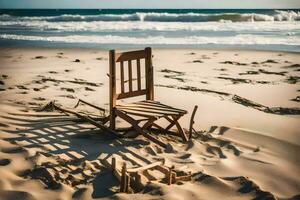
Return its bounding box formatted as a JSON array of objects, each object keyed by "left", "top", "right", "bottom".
[
  {"left": 1, "top": 34, "right": 299, "bottom": 45},
  {"left": 0, "top": 20, "right": 299, "bottom": 33},
  {"left": 1, "top": 10, "right": 299, "bottom": 22}
]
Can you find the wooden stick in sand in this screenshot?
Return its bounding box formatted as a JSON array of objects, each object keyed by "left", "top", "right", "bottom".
[
  {"left": 74, "top": 99, "right": 106, "bottom": 113},
  {"left": 189, "top": 105, "right": 198, "bottom": 140},
  {"left": 44, "top": 101, "right": 120, "bottom": 137}
]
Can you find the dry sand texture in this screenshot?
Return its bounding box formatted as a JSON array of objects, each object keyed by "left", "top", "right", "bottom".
[{"left": 0, "top": 47, "right": 299, "bottom": 200}]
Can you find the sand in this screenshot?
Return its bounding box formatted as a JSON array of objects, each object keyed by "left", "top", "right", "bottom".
[{"left": 0, "top": 47, "right": 299, "bottom": 200}]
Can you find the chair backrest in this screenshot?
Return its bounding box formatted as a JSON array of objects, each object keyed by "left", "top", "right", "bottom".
[{"left": 109, "top": 47, "right": 154, "bottom": 109}]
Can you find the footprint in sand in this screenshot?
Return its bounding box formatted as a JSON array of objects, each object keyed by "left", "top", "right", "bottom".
[
  {"left": 32, "top": 56, "right": 46, "bottom": 59},
  {"left": 192, "top": 60, "right": 203, "bottom": 63},
  {"left": 59, "top": 94, "right": 75, "bottom": 99},
  {"left": 61, "top": 87, "right": 75, "bottom": 93},
  {"left": 48, "top": 71, "right": 58, "bottom": 74},
  {"left": 33, "top": 97, "right": 46, "bottom": 101},
  {"left": 84, "top": 87, "right": 95, "bottom": 91},
  {"left": 96, "top": 57, "right": 106, "bottom": 61},
  {"left": 0, "top": 158, "right": 11, "bottom": 166},
  {"left": 16, "top": 85, "right": 29, "bottom": 90}
]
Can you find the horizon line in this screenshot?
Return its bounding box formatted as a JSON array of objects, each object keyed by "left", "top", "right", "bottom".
[{"left": 1, "top": 8, "right": 300, "bottom": 9}]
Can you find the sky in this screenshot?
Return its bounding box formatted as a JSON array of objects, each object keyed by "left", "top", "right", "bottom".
[{"left": 0, "top": 0, "right": 300, "bottom": 9}]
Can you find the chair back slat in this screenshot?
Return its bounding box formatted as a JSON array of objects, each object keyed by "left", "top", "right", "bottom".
[
  {"left": 128, "top": 60, "right": 133, "bottom": 92},
  {"left": 137, "top": 59, "right": 141, "bottom": 90},
  {"left": 115, "top": 50, "right": 147, "bottom": 62},
  {"left": 120, "top": 61, "right": 125, "bottom": 93},
  {"left": 109, "top": 47, "right": 153, "bottom": 103}
]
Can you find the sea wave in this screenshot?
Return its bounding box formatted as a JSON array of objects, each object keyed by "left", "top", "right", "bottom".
[
  {"left": 1, "top": 34, "right": 299, "bottom": 45},
  {"left": 1, "top": 20, "right": 299, "bottom": 32},
  {"left": 0, "top": 10, "right": 299, "bottom": 22}
]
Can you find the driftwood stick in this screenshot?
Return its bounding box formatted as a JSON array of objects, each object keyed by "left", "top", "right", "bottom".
[
  {"left": 167, "top": 168, "right": 172, "bottom": 185},
  {"left": 125, "top": 174, "right": 130, "bottom": 193},
  {"left": 120, "top": 163, "right": 127, "bottom": 192},
  {"left": 189, "top": 105, "right": 198, "bottom": 140},
  {"left": 49, "top": 102, "right": 120, "bottom": 137},
  {"left": 74, "top": 99, "right": 106, "bottom": 113}
]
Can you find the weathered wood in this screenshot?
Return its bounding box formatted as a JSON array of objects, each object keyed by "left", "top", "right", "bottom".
[
  {"left": 145, "top": 47, "right": 154, "bottom": 100},
  {"left": 74, "top": 99, "right": 106, "bottom": 113},
  {"left": 164, "top": 116, "right": 177, "bottom": 131},
  {"left": 112, "top": 157, "right": 116, "bottom": 170},
  {"left": 189, "top": 105, "right": 198, "bottom": 140},
  {"left": 109, "top": 50, "right": 117, "bottom": 130},
  {"left": 120, "top": 61, "right": 125, "bottom": 93},
  {"left": 117, "top": 103, "right": 185, "bottom": 114},
  {"left": 116, "top": 108, "right": 161, "bottom": 118},
  {"left": 175, "top": 172, "right": 192, "bottom": 182},
  {"left": 128, "top": 60, "right": 133, "bottom": 92},
  {"left": 120, "top": 162, "right": 127, "bottom": 192},
  {"left": 109, "top": 48, "right": 188, "bottom": 148},
  {"left": 115, "top": 110, "right": 167, "bottom": 148},
  {"left": 117, "top": 89, "right": 147, "bottom": 100},
  {"left": 133, "top": 172, "right": 148, "bottom": 189},
  {"left": 167, "top": 168, "right": 172, "bottom": 185},
  {"left": 125, "top": 173, "right": 130, "bottom": 193},
  {"left": 127, "top": 160, "right": 164, "bottom": 173},
  {"left": 137, "top": 101, "right": 187, "bottom": 113},
  {"left": 50, "top": 102, "right": 120, "bottom": 137},
  {"left": 115, "top": 50, "right": 147, "bottom": 62},
  {"left": 154, "top": 165, "right": 170, "bottom": 175},
  {"left": 117, "top": 106, "right": 180, "bottom": 116},
  {"left": 137, "top": 59, "right": 141, "bottom": 90},
  {"left": 172, "top": 115, "right": 188, "bottom": 142}
]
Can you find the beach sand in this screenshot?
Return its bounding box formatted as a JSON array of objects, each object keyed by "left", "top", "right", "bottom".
[{"left": 0, "top": 47, "right": 299, "bottom": 200}]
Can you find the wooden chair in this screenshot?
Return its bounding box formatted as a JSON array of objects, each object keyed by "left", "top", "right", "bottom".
[{"left": 109, "top": 47, "right": 188, "bottom": 148}]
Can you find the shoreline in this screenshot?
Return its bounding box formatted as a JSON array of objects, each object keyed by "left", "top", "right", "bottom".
[{"left": 1, "top": 45, "right": 300, "bottom": 54}]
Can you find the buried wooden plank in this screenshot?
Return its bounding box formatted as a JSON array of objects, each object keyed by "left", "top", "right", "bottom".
[
  {"left": 175, "top": 172, "right": 192, "bottom": 182},
  {"left": 127, "top": 160, "right": 164, "bottom": 173},
  {"left": 120, "top": 162, "right": 127, "bottom": 192}
]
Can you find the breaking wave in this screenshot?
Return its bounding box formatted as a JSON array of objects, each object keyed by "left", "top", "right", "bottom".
[{"left": 0, "top": 10, "right": 299, "bottom": 22}]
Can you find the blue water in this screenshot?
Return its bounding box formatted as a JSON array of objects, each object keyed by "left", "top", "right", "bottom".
[{"left": 0, "top": 9, "right": 300, "bottom": 51}]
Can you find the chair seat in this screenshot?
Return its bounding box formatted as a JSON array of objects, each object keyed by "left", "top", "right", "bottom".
[{"left": 116, "top": 100, "right": 187, "bottom": 119}]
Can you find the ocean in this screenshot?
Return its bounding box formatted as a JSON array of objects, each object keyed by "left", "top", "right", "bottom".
[{"left": 0, "top": 9, "right": 300, "bottom": 51}]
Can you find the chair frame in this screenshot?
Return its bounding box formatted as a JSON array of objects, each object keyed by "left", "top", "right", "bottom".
[{"left": 109, "top": 47, "right": 187, "bottom": 147}]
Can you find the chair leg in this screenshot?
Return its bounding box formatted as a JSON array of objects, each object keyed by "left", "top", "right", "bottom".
[
  {"left": 115, "top": 110, "right": 167, "bottom": 148},
  {"left": 171, "top": 116, "right": 188, "bottom": 142},
  {"left": 110, "top": 108, "right": 116, "bottom": 130},
  {"left": 164, "top": 116, "right": 177, "bottom": 131},
  {"left": 142, "top": 118, "right": 156, "bottom": 129}
]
